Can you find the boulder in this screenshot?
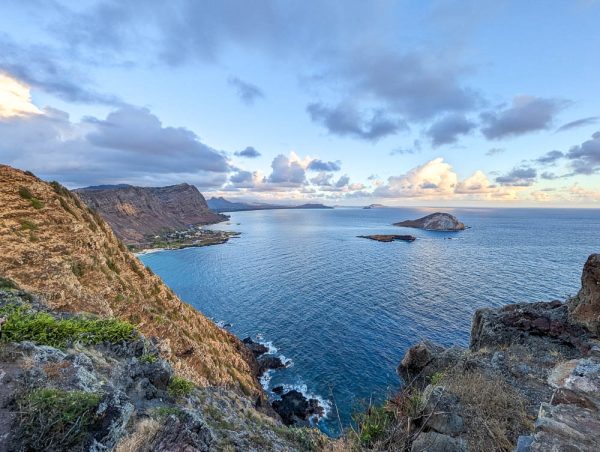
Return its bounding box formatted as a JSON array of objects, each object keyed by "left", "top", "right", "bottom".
[
  {"left": 271, "top": 390, "right": 323, "bottom": 426},
  {"left": 569, "top": 254, "right": 600, "bottom": 335},
  {"left": 242, "top": 338, "right": 269, "bottom": 358},
  {"left": 394, "top": 213, "right": 466, "bottom": 231},
  {"left": 411, "top": 431, "right": 467, "bottom": 452},
  {"left": 257, "top": 356, "right": 286, "bottom": 376},
  {"left": 398, "top": 340, "right": 463, "bottom": 389}
]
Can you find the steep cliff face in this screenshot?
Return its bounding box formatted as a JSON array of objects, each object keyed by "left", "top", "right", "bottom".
[
  {"left": 0, "top": 165, "right": 258, "bottom": 394},
  {"left": 570, "top": 253, "right": 600, "bottom": 334},
  {"left": 75, "top": 184, "right": 227, "bottom": 245}
]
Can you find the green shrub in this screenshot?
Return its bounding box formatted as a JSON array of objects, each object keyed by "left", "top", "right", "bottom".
[
  {"left": 168, "top": 376, "right": 195, "bottom": 398},
  {"left": 353, "top": 404, "right": 395, "bottom": 445},
  {"left": 71, "top": 261, "right": 85, "bottom": 278},
  {"left": 150, "top": 406, "right": 184, "bottom": 419},
  {"left": 30, "top": 198, "right": 44, "bottom": 209},
  {"left": 106, "top": 258, "right": 120, "bottom": 274},
  {"left": 428, "top": 371, "right": 445, "bottom": 386},
  {"left": 18, "top": 186, "right": 33, "bottom": 200},
  {"left": 140, "top": 353, "right": 158, "bottom": 364},
  {"left": 0, "top": 306, "right": 136, "bottom": 347},
  {"left": 0, "top": 277, "right": 18, "bottom": 290},
  {"left": 20, "top": 219, "right": 37, "bottom": 231},
  {"left": 17, "top": 388, "right": 101, "bottom": 450}
]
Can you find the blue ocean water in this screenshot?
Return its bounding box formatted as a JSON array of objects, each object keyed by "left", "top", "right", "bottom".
[{"left": 140, "top": 207, "right": 600, "bottom": 435}]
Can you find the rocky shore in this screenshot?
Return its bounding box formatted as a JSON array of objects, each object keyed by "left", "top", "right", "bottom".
[
  {"left": 389, "top": 254, "right": 600, "bottom": 451},
  {"left": 131, "top": 227, "right": 240, "bottom": 253}
]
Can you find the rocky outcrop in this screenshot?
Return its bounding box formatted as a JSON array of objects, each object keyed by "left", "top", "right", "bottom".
[
  {"left": 271, "top": 390, "right": 325, "bottom": 426},
  {"left": 394, "top": 212, "right": 466, "bottom": 231},
  {"left": 75, "top": 183, "right": 227, "bottom": 245},
  {"left": 570, "top": 253, "right": 600, "bottom": 334},
  {"left": 396, "top": 255, "right": 600, "bottom": 451}
]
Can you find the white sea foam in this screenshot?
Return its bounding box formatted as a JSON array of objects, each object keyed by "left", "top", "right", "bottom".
[
  {"left": 260, "top": 369, "right": 274, "bottom": 390},
  {"left": 276, "top": 383, "right": 332, "bottom": 420}
]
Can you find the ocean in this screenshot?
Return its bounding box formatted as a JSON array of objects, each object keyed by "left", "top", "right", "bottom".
[{"left": 139, "top": 207, "right": 600, "bottom": 435}]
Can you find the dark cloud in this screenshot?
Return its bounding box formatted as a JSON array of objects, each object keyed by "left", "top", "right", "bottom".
[
  {"left": 426, "top": 113, "right": 476, "bottom": 146},
  {"left": 495, "top": 167, "right": 537, "bottom": 186},
  {"left": 335, "top": 175, "right": 350, "bottom": 188},
  {"left": 481, "top": 96, "right": 569, "bottom": 140},
  {"left": 541, "top": 171, "right": 559, "bottom": 180},
  {"left": 0, "top": 34, "right": 122, "bottom": 106},
  {"left": 0, "top": 106, "right": 229, "bottom": 187},
  {"left": 310, "top": 172, "right": 333, "bottom": 186},
  {"left": 307, "top": 159, "right": 341, "bottom": 172},
  {"left": 556, "top": 117, "right": 599, "bottom": 133},
  {"left": 234, "top": 146, "right": 261, "bottom": 158},
  {"left": 565, "top": 131, "right": 600, "bottom": 174},
  {"left": 486, "top": 147, "right": 505, "bottom": 156},
  {"left": 307, "top": 103, "right": 407, "bottom": 141},
  {"left": 228, "top": 77, "right": 264, "bottom": 105},
  {"left": 535, "top": 150, "right": 564, "bottom": 165}
]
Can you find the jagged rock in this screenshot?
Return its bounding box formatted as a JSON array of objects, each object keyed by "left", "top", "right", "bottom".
[
  {"left": 423, "top": 386, "right": 466, "bottom": 436},
  {"left": 570, "top": 254, "right": 600, "bottom": 334},
  {"left": 398, "top": 340, "right": 463, "bottom": 388},
  {"left": 470, "top": 300, "right": 591, "bottom": 353},
  {"left": 242, "top": 337, "right": 269, "bottom": 358},
  {"left": 394, "top": 212, "right": 466, "bottom": 231},
  {"left": 91, "top": 390, "right": 135, "bottom": 450},
  {"left": 257, "top": 356, "right": 286, "bottom": 375},
  {"left": 150, "top": 413, "right": 214, "bottom": 452},
  {"left": 411, "top": 431, "right": 467, "bottom": 451},
  {"left": 271, "top": 390, "right": 324, "bottom": 426}
]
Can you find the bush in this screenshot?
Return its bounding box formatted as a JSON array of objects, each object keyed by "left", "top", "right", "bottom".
[
  {"left": 0, "top": 306, "right": 136, "bottom": 347},
  {"left": 18, "top": 186, "right": 33, "bottom": 200},
  {"left": 139, "top": 353, "right": 158, "bottom": 364},
  {"left": 353, "top": 404, "right": 395, "bottom": 445},
  {"left": 0, "top": 277, "right": 18, "bottom": 290},
  {"left": 71, "top": 261, "right": 85, "bottom": 278},
  {"left": 168, "top": 376, "right": 195, "bottom": 398},
  {"left": 20, "top": 219, "right": 37, "bottom": 231},
  {"left": 17, "top": 388, "right": 101, "bottom": 450}
]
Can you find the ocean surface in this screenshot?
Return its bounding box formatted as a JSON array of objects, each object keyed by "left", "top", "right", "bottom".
[{"left": 140, "top": 207, "right": 600, "bottom": 435}]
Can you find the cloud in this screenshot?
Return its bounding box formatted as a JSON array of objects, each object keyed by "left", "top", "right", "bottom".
[
  {"left": 495, "top": 167, "right": 537, "bottom": 186},
  {"left": 0, "top": 104, "right": 230, "bottom": 187},
  {"left": 556, "top": 116, "right": 599, "bottom": 132},
  {"left": 486, "top": 147, "right": 505, "bottom": 156},
  {"left": 481, "top": 96, "right": 569, "bottom": 139},
  {"left": 228, "top": 77, "right": 264, "bottom": 105},
  {"left": 541, "top": 171, "right": 559, "bottom": 180},
  {"left": 310, "top": 172, "right": 333, "bottom": 186},
  {"left": 565, "top": 131, "right": 600, "bottom": 174},
  {"left": 307, "top": 103, "right": 407, "bottom": 141},
  {"left": 307, "top": 159, "right": 341, "bottom": 172},
  {"left": 567, "top": 183, "right": 600, "bottom": 202},
  {"left": 267, "top": 152, "right": 308, "bottom": 186},
  {"left": 426, "top": 113, "right": 476, "bottom": 146},
  {"left": 0, "top": 34, "right": 122, "bottom": 106},
  {"left": 234, "top": 146, "right": 261, "bottom": 158},
  {"left": 535, "top": 150, "right": 564, "bottom": 165},
  {"left": 0, "top": 73, "right": 41, "bottom": 117},
  {"left": 374, "top": 158, "right": 458, "bottom": 198}
]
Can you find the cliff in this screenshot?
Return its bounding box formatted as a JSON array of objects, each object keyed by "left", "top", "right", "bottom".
[
  {"left": 75, "top": 184, "right": 227, "bottom": 245},
  {"left": 351, "top": 255, "right": 600, "bottom": 451},
  {"left": 0, "top": 165, "right": 256, "bottom": 393}
]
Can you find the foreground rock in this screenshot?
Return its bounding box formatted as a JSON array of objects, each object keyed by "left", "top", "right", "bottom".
[
  {"left": 0, "top": 287, "right": 328, "bottom": 451},
  {"left": 272, "top": 390, "right": 325, "bottom": 427},
  {"left": 393, "top": 254, "right": 600, "bottom": 451},
  {"left": 394, "top": 212, "right": 466, "bottom": 231},
  {"left": 358, "top": 234, "right": 416, "bottom": 242},
  {"left": 570, "top": 253, "right": 600, "bottom": 335}
]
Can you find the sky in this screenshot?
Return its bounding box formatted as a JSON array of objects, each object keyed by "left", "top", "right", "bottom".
[{"left": 0, "top": 0, "right": 599, "bottom": 207}]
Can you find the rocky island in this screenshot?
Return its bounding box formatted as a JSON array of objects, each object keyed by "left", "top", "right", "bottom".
[
  {"left": 394, "top": 212, "right": 466, "bottom": 231},
  {"left": 358, "top": 234, "right": 416, "bottom": 242}
]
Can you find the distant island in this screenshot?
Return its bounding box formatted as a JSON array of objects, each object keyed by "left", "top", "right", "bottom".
[
  {"left": 207, "top": 196, "right": 333, "bottom": 213},
  {"left": 394, "top": 212, "right": 466, "bottom": 231},
  {"left": 363, "top": 204, "right": 387, "bottom": 209},
  {"left": 358, "top": 234, "right": 416, "bottom": 242}
]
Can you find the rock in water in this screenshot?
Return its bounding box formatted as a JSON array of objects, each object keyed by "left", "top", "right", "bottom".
[
  {"left": 394, "top": 212, "right": 466, "bottom": 231},
  {"left": 569, "top": 253, "right": 600, "bottom": 334},
  {"left": 242, "top": 337, "right": 269, "bottom": 358}
]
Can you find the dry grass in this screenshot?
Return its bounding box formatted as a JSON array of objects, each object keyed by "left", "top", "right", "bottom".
[
  {"left": 443, "top": 369, "right": 532, "bottom": 451},
  {"left": 115, "top": 418, "right": 161, "bottom": 452}
]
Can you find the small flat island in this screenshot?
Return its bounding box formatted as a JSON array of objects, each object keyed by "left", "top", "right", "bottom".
[
  {"left": 394, "top": 212, "right": 466, "bottom": 231},
  {"left": 358, "top": 234, "right": 416, "bottom": 242}
]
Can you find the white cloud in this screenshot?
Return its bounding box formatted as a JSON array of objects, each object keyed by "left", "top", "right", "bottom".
[{"left": 0, "top": 73, "right": 41, "bottom": 118}]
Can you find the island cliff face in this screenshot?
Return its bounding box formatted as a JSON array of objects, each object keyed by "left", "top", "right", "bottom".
[
  {"left": 75, "top": 184, "right": 227, "bottom": 245},
  {"left": 394, "top": 212, "right": 466, "bottom": 231}
]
